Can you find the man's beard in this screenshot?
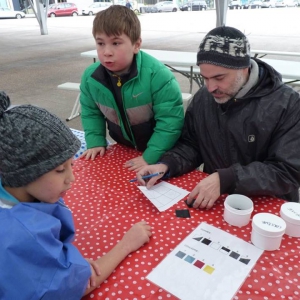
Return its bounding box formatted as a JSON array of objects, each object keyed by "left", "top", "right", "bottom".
[{"left": 212, "top": 71, "right": 247, "bottom": 104}]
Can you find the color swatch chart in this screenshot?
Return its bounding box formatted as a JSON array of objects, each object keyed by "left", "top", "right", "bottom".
[{"left": 147, "top": 223, "right": 263, "bottom": 300}]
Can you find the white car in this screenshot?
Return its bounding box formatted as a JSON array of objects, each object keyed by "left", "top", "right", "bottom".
[
  {"left": 248, "top": 0, "right": 263, "bottom": 8},
  {"left": 155, "top": 1, "right": 179, "bottom": 12},
  {"left": 82, "top": 2, "right": 112, "bottom": 16},
  {"left": 261, "top": 0, "right": 276, "bottom": 7},
  {"left": 275, "top": 0, "right": 298, "bottom": 6},
  {"left": 0, "top": 7, "right": 25, "bottom": 19}
]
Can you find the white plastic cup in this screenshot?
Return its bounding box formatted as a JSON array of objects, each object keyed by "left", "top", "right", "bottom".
[
  {"left": 251, "top": 213, "right": 286, "bottom": 251},
  {"left": 280, "top": 202, "right": 300, "bottom": 238},
  {"left": 223, "top": 194, "right": 254, "bottom": 227}
]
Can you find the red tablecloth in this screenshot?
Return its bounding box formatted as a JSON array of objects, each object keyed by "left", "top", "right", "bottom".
[{"left": 64, "top": 144, "right": 300, "bottom": 300}]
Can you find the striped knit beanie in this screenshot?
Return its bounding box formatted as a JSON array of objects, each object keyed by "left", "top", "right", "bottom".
[{"left": 197, "top": 26, "right": 251, "bottom": 69}]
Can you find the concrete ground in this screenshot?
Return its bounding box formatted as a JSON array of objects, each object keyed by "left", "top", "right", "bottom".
[{"left": 1, "top": 7, "right": 300, "bottom": 131}]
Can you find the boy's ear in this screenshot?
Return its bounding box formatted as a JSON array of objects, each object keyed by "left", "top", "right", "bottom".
[{"left": 133, "top": 38, "right": 142, "bottom": 54}]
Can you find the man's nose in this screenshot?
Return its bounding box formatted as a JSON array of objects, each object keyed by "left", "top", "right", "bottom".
[{"left": 205, "top": 79, "right": 217, "bottom": 93}]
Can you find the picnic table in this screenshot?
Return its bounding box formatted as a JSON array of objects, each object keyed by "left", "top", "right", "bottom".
[
  {"left": 64, "top": 142, "right": 300, "bottom": 300},
  {"left": 251, "top": 49, "right": 300, "bottom": 59},
  {"left": 81, "top": 49, "right": 300, "bottom": 91}
]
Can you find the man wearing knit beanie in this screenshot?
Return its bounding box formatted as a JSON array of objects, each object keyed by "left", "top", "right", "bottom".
[
  {"left": 0, "top": 91, "right": 152, "bottom": 299},
  {"left": 196, "top": 26, "right": 252, "bottom": 104},
  {"left": 136, "top": 26, "right": 300, "bottom": 210}
]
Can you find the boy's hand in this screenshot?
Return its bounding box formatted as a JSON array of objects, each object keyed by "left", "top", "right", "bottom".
[
  {"left": 136, "top": 164, "right": 168, "bottom": 188},
  {"left": 85, "top": 258, "right": 101, "bottom": 289},
  {"left": 124, "top": 156, "right": 148, "bottom": 171},
  {"left": 119, "top": 221, "right": 152, "bottom": 254},
  {"left": 80, "top": 147, "right": 106, "bottom": 160}
]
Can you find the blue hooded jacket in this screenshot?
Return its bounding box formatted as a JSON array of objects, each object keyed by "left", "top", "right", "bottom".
[{"left": 0, "top": 182, "right": 91, "bottom": 300}]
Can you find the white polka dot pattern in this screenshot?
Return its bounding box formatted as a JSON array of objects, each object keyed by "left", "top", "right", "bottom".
[
  {"left": 71, "top": 128, "right": 112, "bottom": 159},
  {"left": 71, "top": 128, "right": 87, "bottom": 158},
  {"left": 64, "top": 144, "right": 300, "bottom": 300}
]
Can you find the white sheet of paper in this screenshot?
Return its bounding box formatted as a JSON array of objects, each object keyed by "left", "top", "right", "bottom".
[
  {"left": 147, "top": 223, "right": 264, "bottom": 300},
  {"left": 137, "top": 181, "right": 189, "bottom": 212}
]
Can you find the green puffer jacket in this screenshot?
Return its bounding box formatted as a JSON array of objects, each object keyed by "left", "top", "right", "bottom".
[{"left": 80, "top": 50, "right": 184, "bottom": 164}]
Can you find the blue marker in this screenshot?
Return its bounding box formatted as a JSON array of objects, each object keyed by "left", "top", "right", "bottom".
[{"left": 129, "top": 171, "right": 164, "bottom": 183}]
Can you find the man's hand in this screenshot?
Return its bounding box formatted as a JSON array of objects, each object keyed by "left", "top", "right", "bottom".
[
  {"left": 80, "top": 147, "right": 106, "bottom": 160},
  {"left": 136, "top": 164, "right": 168, "bottom": 188},
  {"left": 186, "top": 172, "right": 221, "bottom": 210},
  {"left": 124, "top": 156, "right": 148, "bottom": 172}
]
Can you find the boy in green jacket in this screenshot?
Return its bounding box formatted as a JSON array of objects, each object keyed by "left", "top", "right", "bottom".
[{"left": 80, "top": 5, "right": 184, "bottom": 171}]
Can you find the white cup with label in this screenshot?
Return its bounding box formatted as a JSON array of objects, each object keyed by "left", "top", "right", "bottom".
[
  {"left": 223, "top": 194, "right": 254, "bottom": 227},
  {"left": 251, "top": 213, "right": 286, "bottom": 251},
  {"left": 280, "top": 202, "right": 300, "bottom": 237}
]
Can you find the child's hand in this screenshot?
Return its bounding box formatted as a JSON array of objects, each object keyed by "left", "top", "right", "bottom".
[
  {"left": 80, "top": 147, "right": 106, "bottom": 160},
  {"left": 124, "top": 156, "right": 148, "bottom": 171},
  {"left": 119, "top": 221, "right": 152, "bottom": 254},
  {"left": 85, "top": 258, "right": 101, "bottom": 289}
]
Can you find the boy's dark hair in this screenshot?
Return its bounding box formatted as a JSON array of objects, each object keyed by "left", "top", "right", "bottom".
[{"left": 93, "top": 5, "right": 141, "bottom": 44}]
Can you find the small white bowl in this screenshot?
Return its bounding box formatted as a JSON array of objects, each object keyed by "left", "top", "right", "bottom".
[{"left": 223, "top": 194, "right": 254, "bottom": 227}]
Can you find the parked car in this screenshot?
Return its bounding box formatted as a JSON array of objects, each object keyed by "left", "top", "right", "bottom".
[
  {"left": 0, "top": 7, "right": 25, "bottom": 19},
  {"left": 228, "top": 0, "right": 241, "bottom": 8},
  {"left": 228, "top": 0, "right": 251, "bottom": 9},
  {"left": 275, "top": 0, "right": 298, "bottom": 6},
  {"left": 82, "top": 2, "right": 112, "bottom": 15},
  {"left": 47, "top": 2, "right": 78, "bottom": 17},
  {"left": 155, "top": 1, "right": 179, "bottom": 12},
  {"left": 143, "top": 5, "right": 159, "bottom": 12},
  {"left": 261, "top": 0, "right": 276, "bottom": 7},
  {"left": 248, "top": 0, "right": 263, "bottom": 8},
  {"left": 180, "top": 1, "right": 207, "bottom": 11}
]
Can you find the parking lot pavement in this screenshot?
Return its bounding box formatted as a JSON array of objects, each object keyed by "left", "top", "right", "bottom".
[{"left": 1, "top": 8, "right": 300, "bottom": 130}]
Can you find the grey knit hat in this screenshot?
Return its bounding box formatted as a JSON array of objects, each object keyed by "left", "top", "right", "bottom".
[
  {"left": 0, "top": 91, "right": 81, "bottom": 187},
  {"left": 197, "top": 26, "right": 251, "bottom": 69}
]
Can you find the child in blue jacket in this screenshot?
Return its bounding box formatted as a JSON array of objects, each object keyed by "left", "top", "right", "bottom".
[{"left": 0, "top": 91, "right": 152, "bottom": 299}]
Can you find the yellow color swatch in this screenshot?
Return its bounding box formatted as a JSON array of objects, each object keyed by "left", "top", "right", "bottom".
[{"left": 203, "top": 265, "right": 215, "bottom": 275}]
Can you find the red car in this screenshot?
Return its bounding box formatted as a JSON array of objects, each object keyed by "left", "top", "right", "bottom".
[{"left": 47, "top": 2, "right": 78, "bottom": 17}]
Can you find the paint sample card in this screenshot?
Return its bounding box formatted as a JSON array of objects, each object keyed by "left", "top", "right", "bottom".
[
  {"left": 138, "top": 182, "right": 189, "bottom": 212},
  {"left": 147, "top": 223, "right": 263, "bottom": 300}
]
